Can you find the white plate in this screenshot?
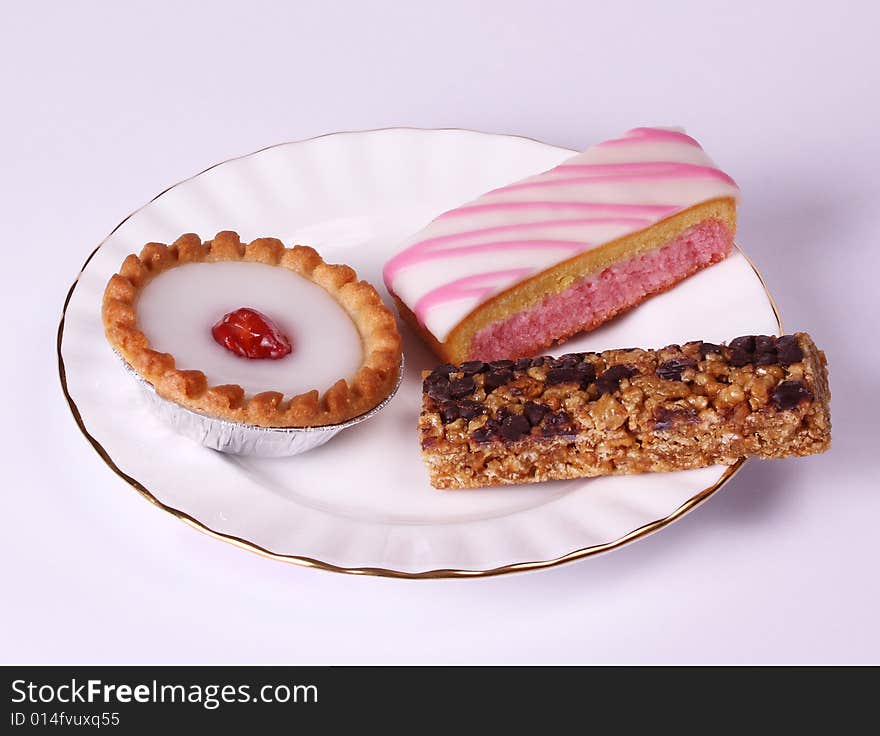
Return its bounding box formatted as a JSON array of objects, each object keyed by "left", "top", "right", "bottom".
[{"left": 59, "top": 128, "right": 781, "bottom": 578}]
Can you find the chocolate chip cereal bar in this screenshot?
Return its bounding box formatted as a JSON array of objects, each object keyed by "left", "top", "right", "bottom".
[{"left": 419, "top": 333, "right": 831, "bottom": 489}]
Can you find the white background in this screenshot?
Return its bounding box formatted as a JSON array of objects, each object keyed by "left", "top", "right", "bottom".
[{"left": 2, "top": 0, "right": 878, "bottom": 663}]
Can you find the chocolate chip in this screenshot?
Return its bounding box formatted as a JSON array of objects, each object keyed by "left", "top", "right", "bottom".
[
  {"left": 657, "top": 358, "right": 696, "bottom": 382},
  {"left": 471, "top": 427, "right": 496, "bottom": 444},
  {"left": 547, "top": 361, "right": 595, "bottom": 389},
  {"left": 523, "top": 401, "right": 548, "bottom": 426},
  {"left": 484, "top": 369, "right": 514, "bottom": 392},
  {"left": 727, "top": 336, "right": 759, "bottom": 366},
  {"left": 541, "top": 410, "right": 575, "bottom": 438},
  {"left": 438, "top": 401, "right": 460, "bottom": 423},
  {"left": 755, "top": 335, "right": 776, "bottom": 352},
  {"left": 596, "top": 365, "right": 636, "bottom": 395},
  {"left": 653, "top": 406, "right": 699, "bottom": 431},
  {"left": 699, "top": 342, "right": 722, "bottom": 358},
  {"left": 557, "top": 353, "right": 584, "bottom": 367},
  {"left": 425, "top": 376, "right": 451, "bottom": 401},
  {"left": 546, "top": 367, "right": 582, "bottom": 386},
  {"left": 448, "top": 375, "right": 476, "bottom": 399},
  {"left": 458, "top": 361, "right": 487, "bottom": 375},
  {"left": 729, "top": 349, "right": 753, "bottom": 368},
  {"left": 729, "top": 336, "right": 757, "bottom": 353},
  {"left": 753, "top": 335, "right": 778, "bottom": 365},
  {"left": 772, "top": 380, "right": 812, "bottom": 410},
  {"left": 484, "top": 417, "right": 502, "bottom": 433},
  {"left": 514, "top": 357, "right": 534, "bottom": 371},
  {"left": 578, "top": 362, "right": 597, "bottom": 383},
  {"left": 488, "top": 359, "right": 515, "bottom": 370},
  {"left": 424, "top": 365, "right": 450, "bottom": 395},
  {"left": 428, "top": 364, "right": 455, "bottom": 381},
  {"left": 423, "top": 370, "right": 447, "bottom": 387},
  {"left": 500, "top": 413, "right": 531, "bottom": 442},
  {"left": 530, "top": 356, "right": 548, "bottom": 367},
  {"left": 456, "top": 400, "right": 484, "bottom": 420},
  {"left": 776, "top": 335, "right": 804, "bottom": 365}
]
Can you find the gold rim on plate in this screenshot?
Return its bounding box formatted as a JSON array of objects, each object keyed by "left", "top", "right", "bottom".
[{"left": 56, "top": 128, "right": 783, "bottom": 579}]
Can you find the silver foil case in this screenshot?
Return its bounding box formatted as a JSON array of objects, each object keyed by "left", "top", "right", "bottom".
[{"left": 119, "top": 355, "right": 404, "bottom": 458}]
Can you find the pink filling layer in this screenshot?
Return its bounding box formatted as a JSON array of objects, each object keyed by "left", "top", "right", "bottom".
[{"left": 469, "top": 219, "right": 733, "bottom": 360}]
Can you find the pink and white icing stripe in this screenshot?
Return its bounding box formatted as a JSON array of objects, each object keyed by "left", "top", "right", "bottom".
[
  {"left": 383, "top": 127, "right": 739, "bottom": 342},
  {"left": 596, "top": 126, "right": 703, "bottom": 148}
]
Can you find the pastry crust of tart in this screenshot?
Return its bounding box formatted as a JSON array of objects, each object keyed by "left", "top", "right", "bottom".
[{"left": 102, "top": 230, "right": 402, "bottom": 427}]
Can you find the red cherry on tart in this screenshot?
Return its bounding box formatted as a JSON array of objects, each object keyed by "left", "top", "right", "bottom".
[{"left": 212, "top": 307, "right": 293, "bottom": 360}]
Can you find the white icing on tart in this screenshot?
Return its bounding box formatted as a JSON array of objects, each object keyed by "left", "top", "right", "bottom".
[{"left": 137, "top": 261, "right": 363, "bottom": 397}]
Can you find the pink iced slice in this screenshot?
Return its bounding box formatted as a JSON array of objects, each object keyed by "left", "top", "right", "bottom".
[{"left": 469, "top": 219, "right": 733, "bottom": 360}]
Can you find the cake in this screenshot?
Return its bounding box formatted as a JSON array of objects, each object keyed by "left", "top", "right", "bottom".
[
  {"left": 102, "top": 231, "right": 402, "bottom": 427},
  {"left": 418, "top": 333, "right": 831, "bottom": 489},
  {"left": 384, "top": 127, "right": 739, "bottom": 363}
]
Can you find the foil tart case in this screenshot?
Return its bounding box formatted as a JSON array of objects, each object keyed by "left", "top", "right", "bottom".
[{"left": 119, "top": 354, "right": 404, "bottom": 458}]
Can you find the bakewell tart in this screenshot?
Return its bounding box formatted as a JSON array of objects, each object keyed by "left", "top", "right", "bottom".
[
  {"left": 419, "top": 333, "right": 831, "bottom": 489},
  {"left": 102, "top": 231, "right": 403, "bottom": 428},
  {"left": 384, "top": 127, "right": 739, "bottom": 363}
]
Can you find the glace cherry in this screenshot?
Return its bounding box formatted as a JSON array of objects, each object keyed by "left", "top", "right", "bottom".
[{"left": 211, "top": 307, "right": 293, "bottom": 360}]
